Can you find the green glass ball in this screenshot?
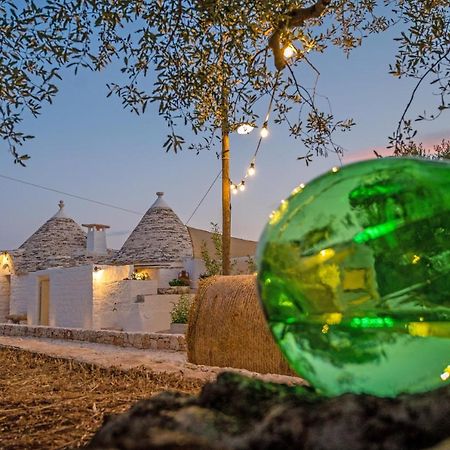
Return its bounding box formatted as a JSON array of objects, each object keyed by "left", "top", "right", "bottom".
[{"left": 257, "top": 158, "right": 450, "bottom": 397}]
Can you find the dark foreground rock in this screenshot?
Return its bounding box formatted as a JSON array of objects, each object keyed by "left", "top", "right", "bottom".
[{"left": 87, "top": 372, "right": 450, "bottom": 450}]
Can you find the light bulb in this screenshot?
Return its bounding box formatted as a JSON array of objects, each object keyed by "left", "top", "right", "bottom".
[
  {"left": 247, "top": 163, "right": 256, "bottom": 176},
  {"left": 283, "top": 44, "right": 297, "bottom": 59},
  {"left": 260, "top": 126, "right": 269, "bottom": 138},
  {"left": 239, "top": 181, "right": 246, "bottom": 192},
  {"left": 237, "top": 123, "right": 254, "bottom": 135},
  {"left": 231, "top": 184, "right": 238, "bottom": 194}
]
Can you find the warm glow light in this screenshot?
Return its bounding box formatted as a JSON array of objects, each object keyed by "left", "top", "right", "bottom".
[
  {"left": 260, "top": 126, "right": 269, "bottom": 138},
  {"left": 412, "top": 254, "right": 421, "bottom": 264},
  {"left": 239, "top": 181, "right": 246, "bottom": 191},
  {"left": 237, "top": 123, "right": 254, "bottom": 135},
  {"left": 331, "top": 166, "right": 339, "bottom": 173},
  {"left": 93, "top": 266, "right": 104, "bottom": 280},
  {"left": 283, "top": 44, "right": 297, "bottom": 59},
  {"left": 231, "top": 184, "right": 238, "bottom": 194},
  {"left": 247, "top": 163, "right": 256, "bottom": 176}
]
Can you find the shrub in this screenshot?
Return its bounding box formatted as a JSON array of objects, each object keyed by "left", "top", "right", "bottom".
[{"left": 170, "top": 294, "right": 192, "bottom": 324}]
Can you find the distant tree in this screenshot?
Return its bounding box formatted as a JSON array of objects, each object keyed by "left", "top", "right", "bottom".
[
  {"left": 393, "top": 139, "right": 450, "bottom": 160},
  {"left": 1, "top": 0, "right": 448, "bottom": 272}
]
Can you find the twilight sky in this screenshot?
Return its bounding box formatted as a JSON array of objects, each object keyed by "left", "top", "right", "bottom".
[{"left": 0, "top": 26, "right": 448, "bottom": 251}]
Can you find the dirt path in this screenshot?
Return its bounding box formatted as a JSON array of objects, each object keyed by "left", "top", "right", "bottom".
[
  {"left": 0, "top": 335, "right": 215, "bottom": 382},
  {"left": 0, "top": 336, "right": 303, "bottom": 385}
]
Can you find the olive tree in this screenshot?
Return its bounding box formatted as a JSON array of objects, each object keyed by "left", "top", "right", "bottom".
[{"left": 1, "top": 0, "right": 448, "bottom": 272}]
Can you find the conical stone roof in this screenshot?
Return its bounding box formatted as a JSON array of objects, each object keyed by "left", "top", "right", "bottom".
[
  {"left": 115, "top": 192, "right": 193, "bottom": 266},
  {"left": 12, "top": 201, "right": 88, "bottom": 273}
]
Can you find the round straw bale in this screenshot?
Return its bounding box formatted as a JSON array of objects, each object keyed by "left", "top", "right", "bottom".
[{"left": 187, "top": 275, "right": 296, "bottom": 376}]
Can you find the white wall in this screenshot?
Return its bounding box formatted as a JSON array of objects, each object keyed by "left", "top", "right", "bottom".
[
  {"left": 144, "top": 267, "right": 182, "bottom": 289},
  {"left": 0, "top": 276, "right": 11, "bottom": 322},
  {"left": 127, "top": 293, "right": 182, "bottom": 332},
  {"left": 10, "top": 274, "right": 35, "bottom": 318},
  {"left": 27, "top": 266, "right": 93, "bottom": 328},
  {"left": 92, "top": 266, "right": 155, "bottom": 329},
  {"left": 99, "top": 293, "right": 190, "bottom": 333},
  {"left": 0, "top": 254, "right": 12, "bottom": 322}
]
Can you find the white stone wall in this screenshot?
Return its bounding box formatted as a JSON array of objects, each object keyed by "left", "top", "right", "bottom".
[
  {"left": 27, "top": 266, "right": 93, "bottom": 328},
  {"left": 99, "top": 293, "right": 190, "bottom": 333},
  {"left": 183, "top": 258, "right": 205, "bottom": 289},
  {"left": 10, "top": 274, "right": 35, "bottom": 318},
  {"left": 144, "top": 267, "right": 182, "bottom": 289},
  {"left": 0, "top": 324, "right": 186, "bottom": 351},
  {"left": 0, "top": 276, "right": 11, "bottom": 322},
  {"left": 92, "top": 266, "right": 155, "bottom": 329},
  {"left": 127, "top": 293, "right": 185, "bottom": 333}
]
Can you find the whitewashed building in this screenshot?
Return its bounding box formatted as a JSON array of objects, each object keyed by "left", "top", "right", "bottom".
[{"left": 0, "top": 193, "right": 256, "bottom": 332}]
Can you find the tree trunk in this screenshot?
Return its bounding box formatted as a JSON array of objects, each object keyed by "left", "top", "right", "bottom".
[{"left": 221, "top": 126, "right": 231, "bottom": 275}]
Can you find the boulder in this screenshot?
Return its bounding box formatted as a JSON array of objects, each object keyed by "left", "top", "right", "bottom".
[{"left": 87, "top": 372, "right": 450, "bottom": 450}]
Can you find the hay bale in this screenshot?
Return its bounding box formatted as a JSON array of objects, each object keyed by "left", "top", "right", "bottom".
[{"left": 187, "top": 275, "right": 296, "bottom": 376}]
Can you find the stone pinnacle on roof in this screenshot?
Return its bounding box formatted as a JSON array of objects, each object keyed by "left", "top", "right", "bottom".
[
  {"left": 53, "top": 200, "right": 67, "bottom": 218},
  {"left": 115, "top": 192, "right": 193, "bottom": 265},
  {"left": 151, "top": 191, "right": 170, "bottom": 209}
]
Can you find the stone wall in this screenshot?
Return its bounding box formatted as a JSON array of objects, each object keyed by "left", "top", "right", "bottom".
[
  {"left": 94, "top": 292, "right": 183, "bottom": 334},
  {"left": 93, "top": 268, "right": 158, "bottom": 330},
  {"left": 24, "top": 265, "right": 94, "bottom": 328},
  {"left": 145, "top": 267, "right": 182, "bottom": 289},
  {"left": 0, "top": 324, "right": 186, "bottom": 351},
  {"left": 0, "top": 275, "right": 10, "bottom": 322},
  {"left": 10, "top": 274, "right": 35, "bottom": 318}
]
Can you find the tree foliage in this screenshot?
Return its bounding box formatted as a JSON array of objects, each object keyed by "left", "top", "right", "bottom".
[
  {"left": 393, "top": 138, "right": 450, "bottom": 160},
  {"left": 1, "top": 0, "right": 449, "bottom": 164},
  {"left": 200, "top": 222, "right": 223, "bottom": 276}
]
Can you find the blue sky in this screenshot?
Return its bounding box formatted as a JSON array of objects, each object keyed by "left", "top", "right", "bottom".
[{"left": 0, "top": 25, "right": 448, "bottom": 250}]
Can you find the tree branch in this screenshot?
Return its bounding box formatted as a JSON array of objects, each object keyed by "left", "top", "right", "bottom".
[{"left": 269, "top": 0, "right": 332, "bottom": 70}]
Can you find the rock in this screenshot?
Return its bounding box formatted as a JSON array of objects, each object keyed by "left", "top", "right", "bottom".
[{"left": 86, "top": 372, "right": 450, "bottom": 450}]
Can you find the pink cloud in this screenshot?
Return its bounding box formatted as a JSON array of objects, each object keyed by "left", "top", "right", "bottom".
[
  {"left": 343, "top": 147, "right": 390, "bottom": 164},
  {"left": 343, "top": 133, "right": 449, "bottom": 164}
]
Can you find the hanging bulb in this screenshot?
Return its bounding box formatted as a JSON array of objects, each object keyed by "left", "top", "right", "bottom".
[
  {"left": 231, "top": 183, "right": 238, "bottom": 194},
  {"left": 283, "top": 43, "right": 297, "bottom": 59},
  {"left": 260, "top": 126, "right": 269, "bottom": 138},
  {"left": 237, "top": 123, "right": 255, "bottom": 135},
  {"left": 239, "top": 181, "right": 246, "bottom": 192},
  {"left": 247, "top": 162, "right": 256, "bottom": 176}
]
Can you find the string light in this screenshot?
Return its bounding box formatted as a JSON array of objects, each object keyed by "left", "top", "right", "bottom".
[
  {"left": 260, "top": 125, "right": 269, "bottom": 138},
  {"left": 237, "top": 123, "right": 255, "bottom": 135},
  {"left": 283, "top": 43, "right": 297, "bottom": 59},
  {"left": 231, "top": 71, "right": 281, "bottom": 197}
]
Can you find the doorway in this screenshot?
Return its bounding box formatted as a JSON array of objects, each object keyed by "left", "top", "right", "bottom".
[{"left": 39, "top": 278, "right": 50, "bottom": 326}]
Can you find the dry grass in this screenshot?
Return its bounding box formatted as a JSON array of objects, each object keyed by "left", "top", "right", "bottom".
[{"left": 0, "top": 347, "right": 204, "bottom": 449}]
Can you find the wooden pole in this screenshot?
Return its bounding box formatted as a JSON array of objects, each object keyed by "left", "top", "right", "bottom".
[{"left": 221, "top": 124, "right": 231, "bottom": 275}]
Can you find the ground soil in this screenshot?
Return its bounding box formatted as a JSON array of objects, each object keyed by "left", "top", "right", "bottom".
[{"left": 0, "top": 347, "right": 204, "bottom": 449}]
